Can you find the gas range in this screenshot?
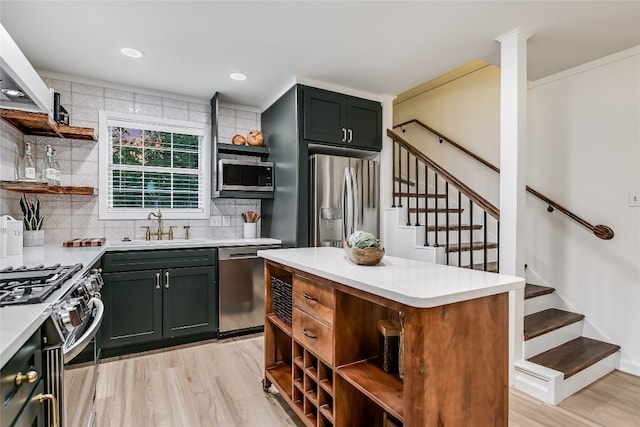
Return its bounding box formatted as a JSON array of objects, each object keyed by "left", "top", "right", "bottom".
[{"left": 0, "top": 263, "right": 83, "bottom": 307}]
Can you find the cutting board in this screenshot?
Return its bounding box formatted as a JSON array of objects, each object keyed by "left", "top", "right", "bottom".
[{"left": 63, "top": 238, "right": 106, "bottom": 247}]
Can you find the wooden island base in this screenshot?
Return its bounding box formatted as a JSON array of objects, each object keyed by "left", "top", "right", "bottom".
[{"left": 262, "top": 258, "right": 510, "bottom": 427}]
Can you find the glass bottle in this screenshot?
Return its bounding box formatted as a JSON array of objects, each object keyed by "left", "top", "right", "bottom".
[
  {"left": 19, "top": 142, "right": 36, "bottom": 181},
  {"left": 51, "top": 147, "right": 61, "bottom": 186},
  {"left": 41, "top": 145, "right": 56, "bottom": 185}
]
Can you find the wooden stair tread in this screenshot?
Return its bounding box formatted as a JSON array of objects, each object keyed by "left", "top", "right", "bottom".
[
  {"left": 525, "top": 284, "right": 556, "bottom": 300},
  {"left": 462, "top": 261, "right": 498, "bottom": 272},
  {"left": 408, "top": 207, "right": 463, "bottom": 214},
  {"left": 394, "top": 192, "right": 446, "bottom": 199},
  {"left": 427, "top": 224, "right": 482, "bottom": 232},
  {"left": 527, "top": 337, "right": 620, "bottom": 379},
  {"left": 524, "top": 309, "right": 585, "bottom": 340},
  {"left": 446, "top": 241, "right": 498, "bottom": 252}
]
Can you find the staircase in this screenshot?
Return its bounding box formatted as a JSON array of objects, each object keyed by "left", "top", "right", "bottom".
[
  {"left": 385, "top": 124, "right": 621, "bottom": 404},
  {"left": 515, "top": 284, "right": 620, "bottom": 404}
]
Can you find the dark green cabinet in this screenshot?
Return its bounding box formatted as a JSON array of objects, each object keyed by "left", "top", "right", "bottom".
[
  {"left": 302, "top": 86, "right": 382, "bottom": 151},
  {"left": 100, "top": 249, "right": 217, "bottom": 350}
]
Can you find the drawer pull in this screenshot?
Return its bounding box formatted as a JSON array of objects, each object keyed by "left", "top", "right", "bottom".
[
  {"left": 156, "top": 272, "right": 161, "bottom": 289},
  {"left": 15, "top": 370, "right": 38, "bottom": 386},
  {"left": 165, "top": 271, "right": 170, "bottom": 288},
  {"left": 303, "top": 329, "right": 317, "bottom": 339},
  {"left": 303, "top": 292, "right": 318, "bottom": 302}
]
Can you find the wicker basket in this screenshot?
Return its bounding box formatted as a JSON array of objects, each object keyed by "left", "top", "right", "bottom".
[
  {"left": 344, "top": 241, "right": 385, "bottom": 266},
  {"left": 271, "top": 276, "right": 292, "bottom": 326}
]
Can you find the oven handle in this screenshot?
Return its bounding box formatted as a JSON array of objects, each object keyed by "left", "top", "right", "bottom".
[{"left": 63, "top": 297, "right": 104, "bottom": 364}]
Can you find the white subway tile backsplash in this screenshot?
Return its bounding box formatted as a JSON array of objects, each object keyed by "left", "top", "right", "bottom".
[
  {"left": 163, "top": 107, "right": 189, "bottom": 121},
  {"left": 218, "top": 114, "right": 235, "bottom": 128},
  {"left": 1, "top": 76, "right": 265, "bottom": 243},
  {"left": 163, "top": 98, "right": 189, "bottom": 109},
  {"left": 105, "top": 98, "right": 134, "bottom": 114},
  {"left": 71, "top": 106, "right": 100, "bottom": 123},
  {"left": 71, "top": 82, "right": 104, "bottom": 97},
  {"left": 236, "top": 110, "right": 257, "bottom": 121},
  {"left": 218, "top": 106, "right": 235, "bottom": 117},
  {"left": 105, "top": 88, "right": 134, "bottom": 101},
  {"left": 218, "top": 126, "right": 237, "bottom": 140},
  {"left": 134, "top": 102, "right": 163, "bottom": 117},
  {"left": 72, "top": 93, "right": 105, "bottom": 110},
  {"left": 189, "top": 102, "right": 210, "bottom": 113},
  {"left": 188, "top": 110, "right": 210, "bottom": 124},
  {"left": 236, "top": 117, "right": 258, "bottom": 130},
  {"left": 134, "top": 93, "right": 163, "bottom": 106}
]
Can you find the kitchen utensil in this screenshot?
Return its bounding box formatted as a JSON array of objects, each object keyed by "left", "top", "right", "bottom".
[{"left": 2, "top": 215, "right": 22, "bottom": 255}]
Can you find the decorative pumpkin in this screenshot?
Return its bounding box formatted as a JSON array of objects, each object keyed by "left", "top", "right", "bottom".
[
  {"left": 232, "top": 134, "right": 246, "bottom": 145},
  {"left": 247, "top": 130, "right": 264, "bottom": 146}
]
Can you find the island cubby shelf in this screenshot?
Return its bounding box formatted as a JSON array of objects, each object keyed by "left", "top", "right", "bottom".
[
  {"left": 0, "top": 109, "right": 97, "bottom": 141},
  {"left": 0, "top": 180, "right": 97, "bottom": 195}
]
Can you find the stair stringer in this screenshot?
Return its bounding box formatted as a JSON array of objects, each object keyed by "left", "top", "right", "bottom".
[{"left": 383, "top": 207, "right": 446, "bottom": 264}]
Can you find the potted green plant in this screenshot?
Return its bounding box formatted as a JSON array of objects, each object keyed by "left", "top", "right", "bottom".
[{"left": 20, "top": 194, "right": 44, "bottom": 246}]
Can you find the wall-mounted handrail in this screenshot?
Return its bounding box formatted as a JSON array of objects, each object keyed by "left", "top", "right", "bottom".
[
  {"left": 387, "top": 129, "right": 500, "bottom": 220},
  {"left": 393, "top": 119, "right": 614, "bottom": 240}
]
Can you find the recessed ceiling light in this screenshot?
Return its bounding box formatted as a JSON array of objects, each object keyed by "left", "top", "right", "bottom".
[
  {"left": 230, "top": 72, "right": 247, "bottom": 81},
  {"left": 121, "top": 47, "right": 144, "bottom": 58},
  {"left": 1, "top": 88, "right": 25, "bottom": 98}
]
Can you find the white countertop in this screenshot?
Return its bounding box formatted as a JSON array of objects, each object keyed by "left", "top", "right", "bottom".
[
  {"left": 0, "top": 237, "right": 281, "bottom": 367},
  {"left": 258, "top": 247, "right": 524, "bottom": 308}
]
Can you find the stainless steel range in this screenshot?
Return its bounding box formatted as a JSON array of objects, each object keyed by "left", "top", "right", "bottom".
[{"left": 0, "top": 263, "right": 104, "bottom": 427}]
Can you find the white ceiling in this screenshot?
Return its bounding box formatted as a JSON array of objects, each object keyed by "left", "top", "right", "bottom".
[{"left": 1, "top": 1, "right": 639, "bottom": 110}]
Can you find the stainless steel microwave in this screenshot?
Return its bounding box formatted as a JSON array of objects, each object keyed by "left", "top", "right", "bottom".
[{"left": 218, "top": 159, "right": 274, "bottom": 192}]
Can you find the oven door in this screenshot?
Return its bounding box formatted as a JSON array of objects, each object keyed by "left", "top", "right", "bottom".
[{"left": 44, "top": 297, "right": 104, "bottom": 427}]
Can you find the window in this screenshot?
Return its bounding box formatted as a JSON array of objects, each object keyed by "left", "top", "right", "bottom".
[{"left": 99, "top": 111, "right": 209, "bottom": 219}]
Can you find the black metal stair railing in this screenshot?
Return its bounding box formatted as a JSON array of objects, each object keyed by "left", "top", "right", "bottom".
[{"left": 389, "top": 128, "right": 500, "bottom": 272}]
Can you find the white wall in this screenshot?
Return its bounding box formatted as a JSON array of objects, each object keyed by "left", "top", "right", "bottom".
[
  {"left": 527, "top": 47, "right": 640, "bottom": 375},
  {"left": 393, "top": 47, "right": 640, "bottom": 375},
  {"left": 0, "top": 76, "right": 262, "bottom": 243}
]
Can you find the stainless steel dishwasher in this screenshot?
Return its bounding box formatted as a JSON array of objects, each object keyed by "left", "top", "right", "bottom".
[{"left": 218, "top": 244, "right": 281, "bottom": 337}]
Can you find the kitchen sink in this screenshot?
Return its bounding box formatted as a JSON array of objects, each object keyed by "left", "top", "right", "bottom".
[{"left": 108, "top": 238, "right": 212, "bottom": 249}]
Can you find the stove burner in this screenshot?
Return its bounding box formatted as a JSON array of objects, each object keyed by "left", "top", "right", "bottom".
[{"left": 0, "top": 263, "right": 83, "bottom": 306}]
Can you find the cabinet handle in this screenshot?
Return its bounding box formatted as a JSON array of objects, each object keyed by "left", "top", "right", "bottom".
[
  {"left": 165, "top": 271, "right": 170, "bottom": 288},
  {"left": 156, "top": 272, "right": 161, "bottom": 289},
  {"left": 303, "top": 329, "right": 317, "bottom": 339},
  {"left": 303, "top": 292, "right": 318, "bottom": 302},
  {"left": 347, "top": 128, "right": 353, "bottom": 143},
  {"left": 36, "top": 394, "right": 59, "bottom": 427},
  {"left": 15, "top": 370, "right": 39, "bottom": 386},
  {"left": 341, "top": 127, "right": 347, "bottom": 142}
]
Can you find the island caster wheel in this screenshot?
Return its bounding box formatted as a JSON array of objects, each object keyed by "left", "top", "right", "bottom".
[{"left": 262, "top": 378, "right": 271, "bottom": 393}]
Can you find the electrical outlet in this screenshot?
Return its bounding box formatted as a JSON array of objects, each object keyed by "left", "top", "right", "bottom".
[
  {"left": 222, "top": 216, "right": 231, "bottom": 227},
  {"left": 629, "top": 191, "right": 640, "bottom": 207},
  {"left": 210, "top": 216, "right": 222, "bottom": 226}
]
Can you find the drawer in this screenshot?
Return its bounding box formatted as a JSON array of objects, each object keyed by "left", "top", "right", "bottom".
[
  {"left": 293, "top": 275, "right": 334, "bottom": 326},
  {"left": 1, "top": 329, "right": 42, "bottom": 427},
  {"left": 293, "top": 308, "right": 333, "bottom": 365}
]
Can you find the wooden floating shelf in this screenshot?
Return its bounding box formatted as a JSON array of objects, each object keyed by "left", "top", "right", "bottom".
[
  {"left": 0, "top": 109, "right": 97, "bottom": 141},
  {"left": 0, "top": 180, "right": 97, "bottom": 195}
]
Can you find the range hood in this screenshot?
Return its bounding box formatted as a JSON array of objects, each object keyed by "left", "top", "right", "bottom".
[{"left": 0, "top": 23, "right": 53, "bottom": 116}]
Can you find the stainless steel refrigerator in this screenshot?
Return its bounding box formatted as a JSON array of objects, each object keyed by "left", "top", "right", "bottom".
[{"left": 309, "top": 154, "right": 379, "bottom": 247}]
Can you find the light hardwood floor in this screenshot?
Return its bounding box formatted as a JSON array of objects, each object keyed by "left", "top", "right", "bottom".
[{"left": 95, "top": 335, "right": 640, "bottom": 427}]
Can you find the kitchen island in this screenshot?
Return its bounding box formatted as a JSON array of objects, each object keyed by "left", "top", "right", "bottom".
[{"left": 258, "top": 247, "right": 524, "bottom": 427}]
